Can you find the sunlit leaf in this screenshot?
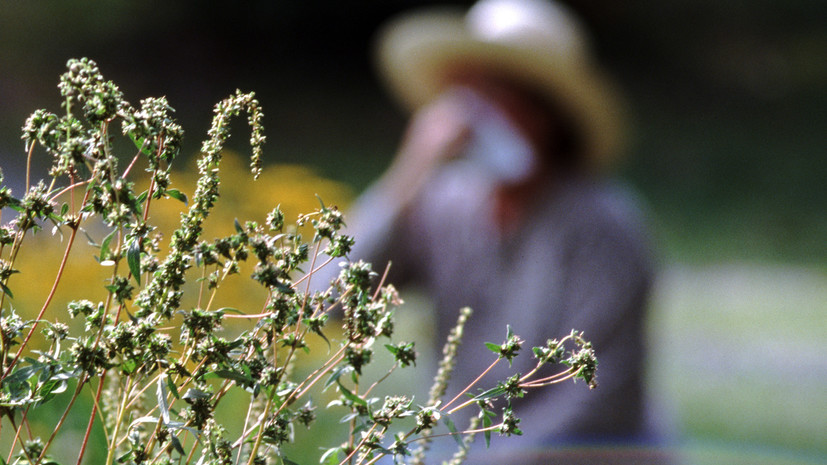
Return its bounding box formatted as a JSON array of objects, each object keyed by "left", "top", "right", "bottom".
[
  {"left": 127, "top": 236, "right": 142, "bottom": 285},
  {"left": 336, "top": 380, "right": 367, "bottom": 407},
  {"left": 157, "top": 375, "right": 171, "bottom": 424},
  {"left": 99, "top": 228, "right": 117, "bottom": 265},
  {"left": 319, "top": 447, "right": 342, "bottom": 465},
  {"left": 165, "top": 188, "right": 188, "bottom": 205},
  {"left": 484, "top": 342, "right": 500, "bottom": 354}
]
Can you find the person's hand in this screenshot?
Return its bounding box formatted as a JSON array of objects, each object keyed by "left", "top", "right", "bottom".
[
  {"left": 378, "top": 90, "right": 474, "bottom": 208},
  {"left": 396, "top": 90, "right": 473, "bottom": 169}
]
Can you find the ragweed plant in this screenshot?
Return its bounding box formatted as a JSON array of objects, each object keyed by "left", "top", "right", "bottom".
[{"left": 0, "top": 58, "right": 597, "bottom": 465}]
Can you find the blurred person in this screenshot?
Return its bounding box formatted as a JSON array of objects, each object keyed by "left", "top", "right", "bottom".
[{"left": 319, "top": 0, "right": 673, "bottom": 462}]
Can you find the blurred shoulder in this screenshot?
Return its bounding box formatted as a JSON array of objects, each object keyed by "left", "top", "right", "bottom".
[{"left": 553, "top": 174, "right": 654, "bottom": 253}]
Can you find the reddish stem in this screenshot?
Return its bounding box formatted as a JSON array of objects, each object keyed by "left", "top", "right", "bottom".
[
  {"left": 76, "top": 373, "right": 109, "bottom": 465},
  {"left": 1, "top": 223, "right": 80, "bottom": 381}
]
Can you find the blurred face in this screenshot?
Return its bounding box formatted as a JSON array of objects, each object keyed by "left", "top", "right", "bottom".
[
  {"left": 450, "top": 74, "right": 566, "bottom": 175},
  {"left": 439, "top": 74, "right": 572, "bottom": 231}
]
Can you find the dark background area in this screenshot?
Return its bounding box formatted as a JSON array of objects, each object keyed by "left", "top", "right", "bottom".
[{"left": 1, "top": 0, "right": 825, "bottom": 262}]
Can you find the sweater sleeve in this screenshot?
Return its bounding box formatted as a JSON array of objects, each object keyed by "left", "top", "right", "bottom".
[{"left": 514, "top": 196, "right": 656, "bottom": 440}]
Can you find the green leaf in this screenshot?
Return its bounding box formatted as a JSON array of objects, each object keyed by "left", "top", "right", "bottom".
[
  {"left": 99, "top": 228, "right": 117, "bottom": 264},
  {"left": 5, "top": 364, "right": 39, "bottom": 386},
  {"left": 213, "top": 369, "right": 254, "bottom": 386},
  {"left": 470, "top": 386, "right": 506, "bottom": 402},
  {"left": 128, "top": 415, "right": 160, "bottom": 430},
  {"left": 169, "top": 434, "right": 186, "bottom": 455},
  {"left": 182, "top": 388, "right": 211, "bottom": 401},
  {"left": 484, "top": 342, "right": 501, "bottom": 354},
  {"left": 127, "top": 236, "right": 142, "bottom": 285},
  {"left": 166, "top": 376, "right": 180, "bottom": 400},
  {"left": 128, "top": 133, "right": 153, "bottom": 156},
  {"left": 319, "top": 447, "right": 342, "bottom": 465},
  {"left": 165, "top": 188, "right": 188, "bottom": 205},
  {"left": 37, "top": 378, "right": 68, "bottom": 404},
  {"left": 180, "top": 426, "right": 202, "bottom": 439},
  {"left": 323, "top": 365, "right": 350, "bottom": 390},
  {"left": 6, "top": 201, "right": 23, "bottom": 213},
  {"left": 116, "top": 450, "right": 133, "bottom": 463},
  {"left": 234, "top": 218, "right": 243, "bottom": 234},
  {"left": 157, "top": 375, "right": 171, "bottom": 425},
  {"left": 482, "top": 410, "right": 493, "bottom": 447},
  {"left": 306, "top": 324, "right": 331, "bottom": 349},
  {"left": 121, "top": 358, "right": 137, "bottom": 375},
  {"left": 47, "top": 211, "right": 64, "bottom": 224},
  {"left": 215, "top": 307, "right": 243, "bottom": 315},
  {"left": 442, "top": 416, "right": 464, "bottom": 448},
  {"left": 338, "top": 412, "right": 358, "bottom": 423},
  {"left": 336, "top": 381, "right": 367, "bottom": 407},
  {"left": 125, "top": 309, "right": 139, "bottom": 323},
  {"left": 0, "top": 281, "right": 13, "bottom": 299}
]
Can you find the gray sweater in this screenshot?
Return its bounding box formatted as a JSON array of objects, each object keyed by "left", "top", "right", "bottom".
[{"left": 327, "top": 161, "right": 665, "bottom": 462}]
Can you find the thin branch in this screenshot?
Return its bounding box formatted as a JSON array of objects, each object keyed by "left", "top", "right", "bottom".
[
  {"left": 1, "top": 222, "right": 81, "bottom": 381},
  {"left": 442, "top": 358, "right": 500, "bottom": 414}
]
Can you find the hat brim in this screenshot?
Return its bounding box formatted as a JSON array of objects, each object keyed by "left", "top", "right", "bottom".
[{"left": 374, "top": 8, "right": 626, "bottom": 169}]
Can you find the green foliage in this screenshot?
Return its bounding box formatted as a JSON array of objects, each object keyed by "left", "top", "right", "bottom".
[{"left": 0, "top": 58, "right": 597, "bottom": 465}]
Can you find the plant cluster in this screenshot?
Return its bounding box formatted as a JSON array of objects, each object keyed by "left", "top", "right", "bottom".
[{"left": 0, "top": 58, "right": 596, "bottom": 465}]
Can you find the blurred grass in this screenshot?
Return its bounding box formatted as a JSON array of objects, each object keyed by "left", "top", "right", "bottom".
[{"left": 649, "top": 264, "right": 827, "bottom": 463}]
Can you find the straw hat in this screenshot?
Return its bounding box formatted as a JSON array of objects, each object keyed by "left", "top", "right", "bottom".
[{"left": 374, "top": 0, "right": 627, "bottom": 168}]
